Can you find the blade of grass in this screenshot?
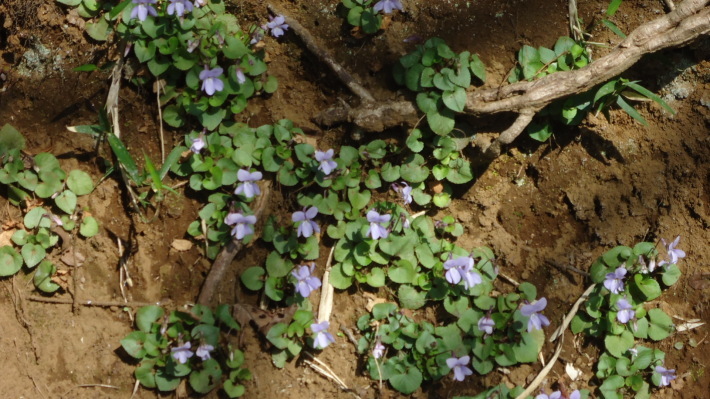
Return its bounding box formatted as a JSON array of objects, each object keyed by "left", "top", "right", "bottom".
[
  {"left": 107, "top": 134, "right": 144, "bottom": 185},
  {"left": 616, "top": 96, "right": 648, "bottom": 125},
  {"left": 624, "top": 81, "right": 676, "bottom": 114}
]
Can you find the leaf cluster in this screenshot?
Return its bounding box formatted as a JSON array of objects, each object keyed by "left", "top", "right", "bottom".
[
  {"left": 393, "top": 37, "right": 485, "bottom": 136},
  {"left": 340, "top": 0, "right": 392, "bottom": 35},
  {"left": 0, "top": 125, "right": 98, "bottom": 293}
]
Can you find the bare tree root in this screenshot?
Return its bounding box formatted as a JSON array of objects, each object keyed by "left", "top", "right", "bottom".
[
  {"left": 196, "top": 183, "right": 271, "bottom": 306},
  {"left": 304, "top": 0, "right": 709, "bottom": 155}
]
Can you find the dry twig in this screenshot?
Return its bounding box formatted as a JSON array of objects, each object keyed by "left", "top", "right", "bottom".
[
  {"left": 29, "top": 296, "right": 168, "bottom": 308},
  {"left": 514, "top": 332, "right": 565, "bottom": 399},
  {"left": 550, "top": 284, "right": 597, "bottom": 342},
  {"left": 317, "top": 247, "right": 335, "bottom": 323}
]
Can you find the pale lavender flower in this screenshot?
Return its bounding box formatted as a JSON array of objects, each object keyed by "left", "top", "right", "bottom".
[
  {"left": 199, "top": 66, "right": 224, "bottom": 96},
  {"left": 655, "top": 365, "right": 676, "bottom": 386},
  {"left": 266, "top": 15, "right": 289, "bottom": 37},
  {"left": 392, "top": 182, "right": 413, "bottom": 205},
  {"left": 521, "top": 298, "right": 550, "bottom": 332},
  {"left": 171, "top": 342, "right": 194, "bottom": 364},
  {"left": 638, "top": 256, "right": 657, "bottom": 274},
  {"left": 130, "top": 0, "right": 158, "bottom": 22},
  {"left": 224, "top": 213, "right": 256, "bottom": 240},
  {"left": 292, "top": 206, "right": 320, "bottom": 238},
  {"left": 190, "top": 135, "right": 206, "bottom": 153},
  {"left": 292, "top": 263, "right": 322, "bottom": 298},
  {"left": 235, "top": 67, "right": 246, "bottom": 84},
  {"left": 311, "top": 321, "right": 335, "bottom": 349},
  {"left": 196, "top": 343, "right": 214, "bottom": 361},
  {"left": 478, "top": 316, "right": 495, "bottom": 335},
  {"left": 315, "top": 149, "right": 338, "bottom": 175},
  {"left": 446, "top": 355, "right": 473, "bottom": 382},
  {"left": 167, "top": 0, "right": 193, "bottom": 17},
  {"left": 250, "top": 29, "right": 265, "bottom": 45},
  {"left": 616, "top": 297, "right": 635, "bottom": 324},
  {"left": 186, "top": 39, "right": 199, "bottom": 53},
  {"left": 535, "top": 391, "right": 562, "bottom": 399},
  {"left": 659, "top": 236, "right": 685, "bottom": 267},
  {"left": 461, "top": 262, "right": 483, "bottom": 290},
  {"left": 372, "top": 340, "right": 385, "bottom": 359},
  {"left": 569, "top": 391, "right": 581, "bottom": 399},
  {"left": 373, "top": 0, "right": 404, "bottom": 14},
  {"left": 194, "top": 0, "right": 206, "bottom": 6},
  {"left": 234, "top": 169, "right": 262, "bottom": 199},
  {"left": 604, "top": 266, "right": 627, "bottom": 294},
  {"left": 366, "top": 209, "right": 391, "bottom": 240},
  {"left": 443, "top": 255, "right": 473, "bottom": 285}
]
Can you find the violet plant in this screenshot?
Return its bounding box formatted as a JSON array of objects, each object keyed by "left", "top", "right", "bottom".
[
  {"left": 0, "top": 124, "right": 99, "bottom": 294},
  {"left": 340, "top": 0, "right": 404, "bottom": 35},
  {"left": 120, "top": 304, "right": 250, "bottom": 397},
  {"left": 569, "top": 240, "right": 682, "bottom": 398}
]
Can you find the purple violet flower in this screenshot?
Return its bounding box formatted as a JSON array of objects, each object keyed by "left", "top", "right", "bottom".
[
  {"left": 373, "top": 0, "right": 404, "bottom": 14},
  {"left": 604, "top": 266, "right": 627, "bottom": 294},
  {"left": 315, "top": 149, "right": 338, "bottom": 175},
  {"left": 167, "top": 0, "right": 193, "bottom": 17},
  {"left": 194, "top": 0, "right": 206, "bottom": 7},
  {"left": 659, "top": 236, "right": 686, "bottom": 267},
  {"left": 655, "top": 365, "right": 677, "bottom": 386},
  {"left": 534, "top": 391, "right": 562, "bottom": 399},
  {"left": 171, "top": 342, "right": 194, "bottom": 364},
  {"left": 199, "top": 66, "right": 224, "bottom": 96},
  {"left": 392, "top": 182, "right": 413, "bottom": 205},
  {"left": 292, "top": 206, "right": 320, "bottom": 238},
  {"left": 224, "top": 213, "right": 256, "bottom": 240},
  {"left": 311, "top": 321, "right": 335, "bottom": 349},
  {"left": 478, "top": 316, "right": 495, "bottom": 335},
  {"left": 443, "top": 255, "right": 481, "bottom": 290},
  {"left": 366, "top": 209, "right": 391, "bottom": 240},
  {"left": 446, "top": 355, "right": 473, "bottom": 382},
  {"left": 569, "top": 390, "right": 582, "bottom": 399},
  {"left": 195, "top": 343, "right": 214, "bottom": 361},
  {"left": 638, "top": 256, "right": 657, "bottom": 274},
  {"left": 521, "top": 298, "right": 551, "bottom": 332},
  {"left": 130, "top": 0, "right": 158, "bottom": 22},
  {"left": 266, "top": 15, "right": 289, "bottom": 37},
  {"left": 190, "top": 135, "right": 206, "bottom": 153},
  {"left": 372, "top": 340, "right": 385, "bottom": 359},
  {"left": 235, "top": 67, "right": 246, "bottom": 84},
  {"left": 234, "top": 169, "right": 262, "bottom": 199},
  {"left": 292, "top": 263, "right": 322, "bottom": 298},
  {"left": 616, "top": 297, "right": 635, "bottom": 324}
]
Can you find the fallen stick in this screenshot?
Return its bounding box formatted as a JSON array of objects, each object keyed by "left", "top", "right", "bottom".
[
  {"left": 28, "top": 296, "right": 167, "bottom": 308},
  {"left": 549, "top": 283, "right": 597, "bottom": 342},
  {"left": 514, "top": 331, "right": 565, "bottom": 399},
  {"left": 196, "top": 182, "right": 271, "bottom": 305},
  {"left": 317, "top": 247, "right": 335, "bottom": 323}
]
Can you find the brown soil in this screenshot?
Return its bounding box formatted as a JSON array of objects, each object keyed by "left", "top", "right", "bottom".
[{"left": 0, "top": 0, "right": 708, "bottom": 398}]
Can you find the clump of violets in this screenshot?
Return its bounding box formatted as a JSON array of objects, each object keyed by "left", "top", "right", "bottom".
[
  {"left": 234, "top": 169, "right": 263, "bottom": 199},
  {"left": 167, "top": 0, "right": 193, "bottom": 17},
  {"left": 311, "top": 321, "right": 335, "bottom": 349},
  {"left": 616, "top": 297, "right": 635, "bottom": 324},
  {"left": 373, "top": 0, "right": 404, "bottom": 14},
  {"left": 478, "top": 315, "right": 495, "bottom": 335},
  {"left": 315, "top": 149, "right": 338, "bottom": 175},
  {"left": 366, "top": 209, "right": 391, "bottom": 240},
  {"left": 521, "top": 297, "right": 550, "bottom": 332},
  {"left": 446, "top": 355, "right": 473, "bottom": 382},
  {"left": 292, "top": 206, "right": 320, "bottom": 238},
  {"left": 171, "top": 342, "right": 194, "bottom": 364},
  {"left": 199, "top": 66, "right": 224, "bottom": 96},
  {"left": 291, "top": 263, "right": 321, "bottom": 298},
  {"left": 604, "top": 265, "right": 627, "bottom": 294},
  {"left": 392, "top": 182, "right": 413, "bottom": 205},
  {"left": 195, "top": 343, "right": 214, "bottom": 361},
  {"left": 265, "top": 15, "right": 289, "bottom": 37},
  {"left": 130, "top": 0, "right": 158, "bottom": 22},
  {"left": 224, "top": 212, "right": 256, "bottom": 240},
  {"left": 443, "top": 255, "right": 482, "bottom": 290},
  {"left": 659, "top": 236, "right": 685, "bottom": 267},
  {"left": 655, "top": 365, "right": 677, "bottom": 386}
]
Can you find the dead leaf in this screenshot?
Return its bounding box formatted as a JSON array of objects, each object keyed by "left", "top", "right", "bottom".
[
  {"left": 66, "top": 8, "right": 85, "bottom": 29},
  {"left": 61, "top": 250, "right": 86, "bottom": 267},
  {"left": 565, "top": 363, "right": 582, "bottom": 381},
  {"left": 0, "top": 229, "right": 15, "bottom": 247},
  {"left": 171, "top": 239, "right": 193, "bottom": 252}
]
